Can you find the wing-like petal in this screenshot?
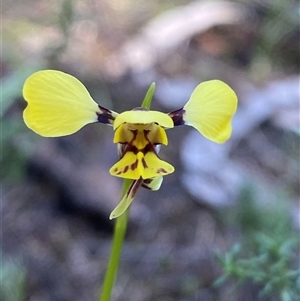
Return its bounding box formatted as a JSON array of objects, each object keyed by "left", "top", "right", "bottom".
[
  {"left": 23, "top": 70, "right": 118, "bottom": 137},
  {"left": 169, "top": 80, "right": 237, "bottom": 143}
]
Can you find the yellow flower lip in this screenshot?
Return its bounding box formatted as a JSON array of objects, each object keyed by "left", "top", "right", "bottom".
[{"left": 113, "top": 109, "right": 174, "bottom": 130}]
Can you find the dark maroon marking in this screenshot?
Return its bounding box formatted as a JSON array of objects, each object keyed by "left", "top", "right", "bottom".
[
  {"left": 168, "top": 108, "right": 185, "bottom": 126},
  {"left": 116, "top": 171, "right": 122, "bottom": 175},
  {"left": 123, "top": 165, "right": 129, "bottom": 173},
  {"left": 131, "top": 178, "right": 143, "bottom": 195},
  {"left": 143, "top": 178, "right": 152, "bottom": 184},
  {"left": 157, "top": 168, "right": 167, "bottom": 174},
  {"left": 114, "top": 167, "right": 118, "bottom": 172},
  {"left": 131, "top": 160, "right": 138, "bottom": 170},
  {"left": 127, "top": 143, "right": 153, "bottom": 156},
  {"left": 120, "top": 128, "right": 158, "bottom": 156},
  {"left": 97, "top": 105, "right": 116, "bottom": 124},
  {"left": 129, "top": 130, "right": 138, "bottom": 144},
  {"left": 118, "top": 126, "right": 167, "bottom": 172},
  {"left": 124, "top": 178, "right": 143, "bottom": 199},
  {"left": 142, "top": 178, "right": 152, "bottom": 190},
  {"left": 141, "top": 157, "right": 148, "bottom": 168},
  {"left": 125, "top": 144, "right": 140, "bottom": 155},
  {"left": 142, "top": 143, "right": 155, "bottom": 155}
]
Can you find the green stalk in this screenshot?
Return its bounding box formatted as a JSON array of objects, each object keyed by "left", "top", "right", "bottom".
[
  {"left": 98, "top": 83, "right": 155, "bottom": 301},
  {"left": 99, "top": 179, "right": 132, "bottom": 301}
]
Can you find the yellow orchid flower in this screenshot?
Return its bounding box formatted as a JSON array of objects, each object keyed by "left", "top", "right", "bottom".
[{"left": 23, "top": 70, "right": 238, "bottom": 219}]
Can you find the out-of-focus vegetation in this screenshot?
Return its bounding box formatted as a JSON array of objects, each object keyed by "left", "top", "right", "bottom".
[
  {"left": 1, "top": 0, "right": 299, "bottom": 300},
  {"left": 216, "top": 185, "right": 300, "bottom": 301},
  {"left": 1, "top": 66, "right": 39, "bottom": 185},
  {"left": 0, "top": 255, "right": 26, "bottom": 301}
]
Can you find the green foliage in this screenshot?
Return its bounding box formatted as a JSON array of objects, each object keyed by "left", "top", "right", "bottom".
[
  {"left": 1, "top": 66, "right": 40, "bottom": 185},
  {"left": 247, "top": 0, "right": 299, "bottom": 78},
  {"left": 58, "top": 0, "right": 74, "bottom": 37},
  {"left": 216, "top": 185, "right": 300, "bottom": 301},
  {"left": 0, "top": 255, "right": 26, "bottom": 301},
  {"left": 1, "top": 66, "right": 39, "bottom": 118},
  {"left": 1, "top": 119, "right": 28, "bottom": 184}
]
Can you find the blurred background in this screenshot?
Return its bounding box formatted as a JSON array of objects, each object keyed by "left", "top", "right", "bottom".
[{"left": 1, "top": 0, "right": 300, "bottom": 300}]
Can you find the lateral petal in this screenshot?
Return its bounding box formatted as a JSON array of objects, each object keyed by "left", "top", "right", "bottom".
[
  {"left": 23, "top": 70, "right": 118, "bottom": 137},
  {"left": 169, "top": 80, "right": 238, "bottom": 143}
]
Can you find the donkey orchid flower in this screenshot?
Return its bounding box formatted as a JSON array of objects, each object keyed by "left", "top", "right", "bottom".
[{"left": 23, "top": 70, "right": 238, "bottom": 219}]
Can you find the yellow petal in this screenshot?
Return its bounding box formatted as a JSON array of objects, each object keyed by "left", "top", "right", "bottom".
[
  {"left": 141, "top": 152, "right": 174, "bottom": 179},
  {"left": 109, "top": 179, "right": 143, "bottom": 219},
  {"left": 110, "top": 151, "right": 141, "bottom": 179},
  {"left": 182, "top": 80, "right": 238, "bottom": 143},
  {"left": 113, "top": 110, "right": 174, "bottom": 130},
  {"left": 147, "top": 125, "right": 168, "bottom": 146},
  {"left": 23, "top": 70, "right": 117, "bottom": 137},
  {"left": 109, "top": 151, "right": 174, "bottom": 180}
]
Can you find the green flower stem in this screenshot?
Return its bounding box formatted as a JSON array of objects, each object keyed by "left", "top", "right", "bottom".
[
  {"left": 99, "top": 83, "right": 155, "bottom": 301},
  {"left": 99, "top": 179, "right": 132, "bottom": 301}
]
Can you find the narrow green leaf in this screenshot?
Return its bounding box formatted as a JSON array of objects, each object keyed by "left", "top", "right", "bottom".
[{"left": 141, "top": 82, "right": 155, "bottom": 109}]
